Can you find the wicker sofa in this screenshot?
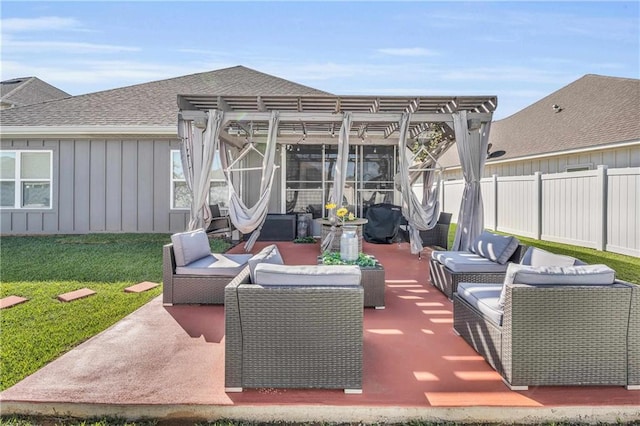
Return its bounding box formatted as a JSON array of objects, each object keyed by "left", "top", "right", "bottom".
[
  {"left": 224, "top": 262, "right": 364, "bottom": 393},
  {"left": 453, "top": 262, "right": 639, "bottom": 390},
  {"left": 429, "top": 230, "right": 527, "bottom": 299}
]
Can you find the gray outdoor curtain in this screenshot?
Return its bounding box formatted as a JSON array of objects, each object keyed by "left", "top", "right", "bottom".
[
  {"left": 451, "top": 110, "right": 492, "bottom": 251},
  {"left": 320, "top": 112, "right": 352, "bottom": 252},
  {"left": 396, "top": 113, "right": 441, "bottom": 255},
  {"left": 185, "top": 110, "right": 224, "bottom": 231},
  {"left": 224, "top": 110, "right": 281, "bottom": 251}
]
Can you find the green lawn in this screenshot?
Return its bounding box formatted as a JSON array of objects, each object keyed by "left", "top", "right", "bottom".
[{"left": 0, "top": 234, "right": 230, "bottom": 392}]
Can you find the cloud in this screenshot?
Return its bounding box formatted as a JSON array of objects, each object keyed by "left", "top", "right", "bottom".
[
  {"left": 1, "top": 16, "right": 84, "bottom": 32},
  {"left": 3, "top": 38, "right": 140, "bottom": 54},
  {"left": 377, "top": 48, "right": 438, "bottom": 57}
]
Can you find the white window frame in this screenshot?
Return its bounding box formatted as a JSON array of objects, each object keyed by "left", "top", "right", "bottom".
[
  {"left": 0, "top": 150, "right": 53, "bottom": 210},
  {"left": 170, "top": 149, "right": 228, "bottom": 210}
]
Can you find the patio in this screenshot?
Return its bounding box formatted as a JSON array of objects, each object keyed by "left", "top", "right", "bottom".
[{"left": 1, "top": 240, "right": 638, "bottom": 424}]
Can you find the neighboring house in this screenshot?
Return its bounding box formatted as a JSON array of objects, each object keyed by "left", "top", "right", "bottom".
[
  {"left": 0, "top": 66, "right": 328, "bottom": 234},
  {"left": 1, "top": 77, "right": 70, "bottom": 109},
  {"left": 439, "top": 74, "right": 640, "bottom": 179}
]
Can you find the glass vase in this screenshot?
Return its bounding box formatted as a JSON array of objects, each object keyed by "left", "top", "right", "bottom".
[{"left": 340, "top": 225, "right": 358, "bottom": 261}]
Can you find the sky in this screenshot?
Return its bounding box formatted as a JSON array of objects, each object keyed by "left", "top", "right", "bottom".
[{"left": 1, "top": 1, "right": 638, "bottom": 120}]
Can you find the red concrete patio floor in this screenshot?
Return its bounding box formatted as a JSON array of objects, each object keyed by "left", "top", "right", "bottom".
[{"left": 1, "top": 241, "right": 638, "bottom": 424}]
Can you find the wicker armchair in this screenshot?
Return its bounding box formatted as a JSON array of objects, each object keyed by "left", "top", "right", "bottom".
[
  {"left": 224, "top": 267, "right": 364, "bottom": 393},
  {"left": 162, "top": 243, "right": 249, "bottom": 305},
  {"left": 454, "top": 279, "right": 638, "bottom": 390}
]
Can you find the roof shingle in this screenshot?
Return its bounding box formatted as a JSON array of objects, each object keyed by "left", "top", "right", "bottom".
[
  {"left": 1, "top": 77, "right": 70, "bottom": 108},
  {"left": 439, "top": 74, "right": 640, "bottom": 167},
  {"left": 0, "top": 66, "right": 329, "bottom": 127}
]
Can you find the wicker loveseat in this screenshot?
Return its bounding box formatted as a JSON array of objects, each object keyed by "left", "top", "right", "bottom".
[
  {"left": 429, "top": 230, "right": 527, "bottom": 299},
  {"left": 453, "top": 261, "right": 639, "bottom": 390},
  {"left": 224, "top": 262, "right": 364, "bottom": 393}
]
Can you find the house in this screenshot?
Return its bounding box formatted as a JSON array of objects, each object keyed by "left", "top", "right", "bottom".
[
  {"left": 1, "top": 77, "right": 70, "bottom": 109},
  {"left": 1, "top": 65, "right": 497, "bottom": 236},
  {"left": 439, "top": 74, "right": 640, "bottom": 179},
  {"left": 0, "top": 66, "right": 329, "bottom": 234}
]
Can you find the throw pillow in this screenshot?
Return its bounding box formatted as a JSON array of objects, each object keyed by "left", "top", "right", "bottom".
[
  {"left": 171, "top": 229, "right": 211, "bottom": 267},
  {"left": 520, "top": 246, "right": 578, "bottom": 267},
  {"left": 470, "top": 231, "right": 520, "bottom": 264},
  {"left": 248, "top": 244, "right": 284, "bottom": 282}
]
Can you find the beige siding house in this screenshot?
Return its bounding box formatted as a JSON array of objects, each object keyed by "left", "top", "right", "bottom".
[
  {"left": 439, "top": 74, "right": 640, "bottom": 179},
  {"left": 0, "top": 66, "right": 328, "bottom": 235}
]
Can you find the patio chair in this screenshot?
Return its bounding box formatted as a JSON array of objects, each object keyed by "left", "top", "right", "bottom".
[
  {"left": 205, "top": 204, "right": 233, "bottom": 239},
  {"left": 225, "top": 263, "right": 364, "bottom": 393},
  {"left": 453, "top": 263, "right": 639, "bottom": 390},
  {"left": 162, "top": 229, "right": 252, "bottom": 305},
  {"left": 419, "top": 212, "right": 452, "bottom": 249}
]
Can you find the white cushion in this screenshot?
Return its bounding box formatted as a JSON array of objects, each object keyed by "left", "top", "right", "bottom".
[
  {"left": 171, "top": 229, "right": 211, "bottom": 267},
  {"left": 175, "top": 253, "right": 252, "bottom": 276},
  {"left": 469, "top": 231, "right": 519, "bottom": 264},
  {"left": 248, "top": 244, "right": 284, "bottom": 283},
  {"left": 431, "top": 251, "right": 510, "bottom": 273},
  {"left": 456, "top": 282, "right": 504, "bottom": 326},
  {"left": 498, "top": 263, "right": 616, "bottom": 308},
  {"left": 520, "top": 246, "right": 578, "bottom": 267},
  {"left": 253, "top": 263, "right": 361, "bottom": 286}
]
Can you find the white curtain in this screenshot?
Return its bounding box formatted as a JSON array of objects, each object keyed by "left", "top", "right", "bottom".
[
  {"left": 225, "top": 110, "right": 280, "bottom": 251},
  {"left": 451, "top": 111, "right": 491, "bottom": 251},
  {"left": 185, "top": 110, "right": 224, "bottom": 231},
  {"left": 321, "top": 112, "right": 352, "bottom": 252},
  {"left": 396, "top": 113, "right": 441, "bottom": 255}
]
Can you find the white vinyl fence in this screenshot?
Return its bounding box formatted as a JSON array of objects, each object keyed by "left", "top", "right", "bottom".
[{"left": 438, "top": 166, "right": 639, "bottom": 257}]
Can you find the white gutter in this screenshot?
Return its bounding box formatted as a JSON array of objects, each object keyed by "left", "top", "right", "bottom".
[
  {"left": 445, "top": 139, "right": 640, "bottom": 171},
  {"left": 0, "top": 126, "right": 178, "bottom": 138}
]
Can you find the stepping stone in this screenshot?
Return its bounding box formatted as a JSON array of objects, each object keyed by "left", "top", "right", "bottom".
[
  {"left": 0, "top": 296, "right": 28, "bottom": 309},
  {"left": 125, "top": 281, "right": 159, "bottom": 293},
  {"left": 58, "top": 288, "right": 96, "bottom": 302}
]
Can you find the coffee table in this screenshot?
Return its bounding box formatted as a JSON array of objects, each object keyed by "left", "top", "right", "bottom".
[{"left": 317, "top": 255, "right": 385, "bottom": 309}]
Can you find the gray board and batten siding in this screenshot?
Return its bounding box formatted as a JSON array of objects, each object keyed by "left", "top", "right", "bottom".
[{"left": 0, "top": 136, "right": 190, "bottom": 235}]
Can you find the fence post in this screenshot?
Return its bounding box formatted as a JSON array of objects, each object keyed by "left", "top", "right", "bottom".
[
  {"left": 534, "top": 172, "right": 542, "bottom": 240},
  {"left": 491, "top": 174, "right": 498, "bottom": 231},
  {"left": 596, "top": 165, "right": 608, "bottom": 251}
]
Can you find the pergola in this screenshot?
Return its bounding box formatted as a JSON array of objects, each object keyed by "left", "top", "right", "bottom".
[{"left": 177, "top": 94, "right": 497, "bottom": 252}]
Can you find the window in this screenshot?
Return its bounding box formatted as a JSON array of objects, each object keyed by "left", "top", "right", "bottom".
[
  {"left": 0, "top": 150, "right": 52, "bottom": 209},
  {"left": 170, "top": 150, "right": 228, "bottom": 209}
]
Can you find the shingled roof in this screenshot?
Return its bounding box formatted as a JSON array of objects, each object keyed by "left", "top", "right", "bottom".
[
  {"left": 439, "top": 74, "right": 640, "bottom": 168},
  {"left": 1, "top": 77, "right": 70, "bottom": 109},
  {"left": 0, "top": 66, "right": 329, "bottom": 128}
]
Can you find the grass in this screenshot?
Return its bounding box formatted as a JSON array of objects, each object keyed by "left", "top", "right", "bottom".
[
  {"left": 0, "top": 234, "right": 230, "bottom": 392},
  {"left": 447, "top": 224, "right": 640, "bottom": 284}
]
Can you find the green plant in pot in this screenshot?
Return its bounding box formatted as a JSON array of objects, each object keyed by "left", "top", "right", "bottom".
[{"left": 320, "top": 250, "right": 378, "bottom": 267}]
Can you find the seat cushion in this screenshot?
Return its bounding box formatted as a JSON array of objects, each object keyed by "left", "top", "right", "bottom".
[
  {"left": 171, "top": 229, "right": 211, "bottom": 267},
  {"left": 431, "top": 251, "right": 510, "bottom": 273},
  {"left": 520, "top": 246, "right": 579, "bottom": 267},
  {"left": 457, "top": 282, "right": 504, "bottom": 326},
  {"left": 469, "top": 231, "right": 519, "bottom": 264},
  {"left": 248, "top": 244, "right": 284, "bottom": 283},
  {"left": 254, "top": 263, "right": 361, "bottom": 286},
  {"left": 175, "top": 253, "right": 252, "bottom": 276},
  {"left": 498, "top": 263, "right": 616, "bottom": 308}
]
